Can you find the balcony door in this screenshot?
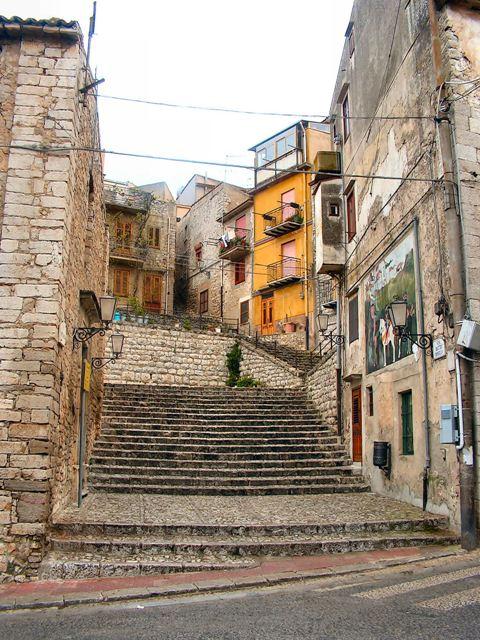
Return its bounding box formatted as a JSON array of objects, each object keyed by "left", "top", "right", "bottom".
[
  {"left": 143, "top": 273, "right": 162, "bottom": 312},
  {"left": 261, "top": 296, "right": 274, "bottom": 335},
  {"left": 281, "top": 189, "right": 296, "bottom": 221},
  {"left": 235, "top": 214, "right": 247, "bottom": 239},
  {"left": 281, "top": 239, "right": 296, "bottom": 277},
  {"left": 352, "top": 387, "right": 363, "bottom": 463}
]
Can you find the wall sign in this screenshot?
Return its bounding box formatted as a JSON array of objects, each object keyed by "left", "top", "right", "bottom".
[{"left": 433, "top": 337, "right": 446, "bottom": 360}]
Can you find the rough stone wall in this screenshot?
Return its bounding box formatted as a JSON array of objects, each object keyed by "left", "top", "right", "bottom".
[
  {"left": 175, "top": 182, "right": 251, "bottom": 326},
  {"left": 305, "top": 350, "right": 337, "bottom": 427},
  {"left": 329, "top": 0, "right": 460, "bottom": 524},
  {"left": 105, "top": 181, "right": 176, "bottom": 314},
  {"left": 0, "top": 26, "right": 107, "bottom": 580},
  {"left": 105, "top": 321, "right": 302, "bottom": 389}
]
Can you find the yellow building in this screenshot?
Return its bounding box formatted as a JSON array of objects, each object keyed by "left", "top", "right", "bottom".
[{"left": 250, "top": 121, "right": 330, "bottom": 348}]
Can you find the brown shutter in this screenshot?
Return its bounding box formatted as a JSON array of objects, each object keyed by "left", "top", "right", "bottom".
[{"left": 348, "top": 294, "right": 359, "bottom": 343}]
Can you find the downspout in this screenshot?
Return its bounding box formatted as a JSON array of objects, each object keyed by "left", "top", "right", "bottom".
[
  {"left": 164, "top": 213, "right": 171, "bottom": 314},
  {"left": 428, "top": 0, "right": 476, "bottom": 549},
  {"left": 413, "top": 218, "right": 431, "bottom": 510},
  {"left": 311, "top": 185, "right": 318, "bottom": 347},
  {"left": 300, "top": 121, "right": 310, "bottom": 350}
]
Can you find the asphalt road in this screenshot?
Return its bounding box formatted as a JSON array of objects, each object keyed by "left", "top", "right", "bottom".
[{"left": 3, "top": 554, "right": 480, "bottom": 640}]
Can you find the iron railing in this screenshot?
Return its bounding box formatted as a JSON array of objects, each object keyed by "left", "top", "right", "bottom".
[
  {"left": 114, "top": 307, "right": 240, "bottom": 334},
  {"left": 266, "top": 257, "right": 302, "bottom": 284}
]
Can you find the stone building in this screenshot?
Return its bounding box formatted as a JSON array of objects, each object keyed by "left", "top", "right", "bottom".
[
  {"left": 175, "top": 181, "right": 253, "bottom": 331},
  {"left": 176, "top": 174, "right": 220, "bottom": 207},
  {"left": 105, "top": 179, "right": 176, "bottom": 314},
  {"left": 319, "top": 0, "right": 480, "bottom": 541},
  {"left": 0, "top": 16, "right": 108, "bottom": 579}
]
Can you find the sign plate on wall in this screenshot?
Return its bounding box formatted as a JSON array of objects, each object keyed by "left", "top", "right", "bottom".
[{"left": 433, "top": 338, "right": 446, "bottom": 360}]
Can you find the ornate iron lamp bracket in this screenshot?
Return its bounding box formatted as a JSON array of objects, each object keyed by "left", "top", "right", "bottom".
[
  {"left": 91, "top": 356, "right": 118, "bottom": 369},
  {"left": 396, "top": 328, "right": 433, "bottom": 354},
  {"left": 73, "top": 326, "right": 106, "bottom": 347}
]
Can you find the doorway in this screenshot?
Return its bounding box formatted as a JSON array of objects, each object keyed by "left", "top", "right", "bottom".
[
  {"left": 144, "top": 273, "right": 162, "bottom": 312},
  {"left": 352, "top": 387, "right": 362, "bottom": 463},
  {"left": 261, "top": 295, "right": 274, "bottom": 335}
]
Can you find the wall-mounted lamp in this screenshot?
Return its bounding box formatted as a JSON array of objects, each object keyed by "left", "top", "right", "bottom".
[
  {"left": 318, "top": 313, "right": 345, "bottom": 346},
  {"left": 387, "top": 299, "right": 433, "bottom": 353},
  {"left": 73, "top": 295, "right": 117, "bottom": 344},
  {"left": 91, "top": 332, "right": 125, "bottom": 369}
]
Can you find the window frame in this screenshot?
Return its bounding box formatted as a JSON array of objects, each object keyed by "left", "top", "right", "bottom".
[
  {"left": 342, "top": 93, "right": 351, "bottom": 140},
  {"left": 329, "top": 203, "right": 340, "bottom": 217},
  {"left": 348, "top": 27, "right": 355, "bottom": 57},
  {"left": 401, "top": 390, "right": 414, "bottom": 455},
  {"left": 199, "top": 289, "right": 208, "bottom": 315},
  {"left": 112, "top": 268, "right": 130, "bottom": 297},
  {"left": 234, "top": 259, "right": 246, "bottom": 285},
  {"left": 240, "top": 300, "right": 249, "bottom": 325},
  {"left": 348, "top": 293, "right": 359, "bottom": 344},
  {"left": 346, "top": 186, "right": 357, "bottom": 242},
  {"left": 148, "top": 226, "right": 161, "bottom": 248}
]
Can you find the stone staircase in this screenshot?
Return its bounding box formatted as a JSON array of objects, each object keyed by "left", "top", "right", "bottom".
[
  {"left": 240, "top": 335, "right": 322, "bottom": 372},
  {"left": 39, "top": 385, "right": 458, "bottom": 580},
  {"left": 87, "top": 384, "right": 367, "bottom": 495}
]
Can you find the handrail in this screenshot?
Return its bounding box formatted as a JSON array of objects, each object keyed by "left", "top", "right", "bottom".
[{"left": 114, "top": 307, "right": 240, "bottom": 333}]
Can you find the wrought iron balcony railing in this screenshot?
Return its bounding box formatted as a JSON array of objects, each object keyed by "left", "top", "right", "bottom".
[
  {"left": 109, "top": 242, "right": 148, "bottom": 263},
  {"left": 263, "top": 211, "right": 303, "bottom": 238},
  {"left": 266, "top": 257, "right": 302, "bottom": 287},
  {"left": 218, "top": 235, "right": 251, "bottom": 261}
]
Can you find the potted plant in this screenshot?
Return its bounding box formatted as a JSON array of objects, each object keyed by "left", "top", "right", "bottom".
[{"left": 283, "top": 315, "right": 296, "bottom": 333}]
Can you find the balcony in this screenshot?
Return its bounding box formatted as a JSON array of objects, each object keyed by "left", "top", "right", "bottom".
[
  {"left": 264, "top": 257, "right": 303, "bottom": 289},
  {"left": 219, "top": 236, "right": 250, "bottom": 261},
  {"left": 255, "top": 148, "right": 304, "bottom": 188},
  {"left": 264, "top": 211, "right": 303, "bottom": 238},
  {"left": 109, "top": 242, "right": 148, "bottom": 265}
]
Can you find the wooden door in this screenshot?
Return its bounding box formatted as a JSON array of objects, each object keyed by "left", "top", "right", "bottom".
[
  {"left": 261, "top": 297, "right": 274, "bottom": 335},
  {"left": 144, "top": 273, "right": 162, "bottom": 311},
  {"left": 352, "top": 387, "right": 362, "bottom": 462}
]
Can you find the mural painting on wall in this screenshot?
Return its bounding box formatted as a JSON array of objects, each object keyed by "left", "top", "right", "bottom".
[{"left": 365, "top": 232, "right": 417, "bottom": 374}]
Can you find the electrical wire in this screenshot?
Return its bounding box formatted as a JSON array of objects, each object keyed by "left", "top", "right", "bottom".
[
  {"left": 0, "top": 144, "right": 440, "bottom": 184},
  {"left": 95, "top": 93, "right": 435, "bottom": 121}
]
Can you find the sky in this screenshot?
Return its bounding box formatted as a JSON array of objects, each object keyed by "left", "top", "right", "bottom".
[{"left": 4, "top": 0, "right": 354, "bottom": 196}]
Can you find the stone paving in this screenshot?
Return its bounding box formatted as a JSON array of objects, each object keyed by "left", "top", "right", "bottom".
[{"left": 55, "top": 492, "right": 447, "bottom": 528}]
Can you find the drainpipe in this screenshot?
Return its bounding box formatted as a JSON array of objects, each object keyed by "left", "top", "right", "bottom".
[
  {"left": 335, "top": 274, "right": 343, "bottom": 437},
  {"left": 164, "top": 213, "right": 171, "bottom": 315},
  {"left": 300, "top": 121, "right": 310, "bottom": 350},
  {"left": 428, "top": 0, "right": 476, "bottom": 549},
  {"left": 413, "top": 218, "right": 431, "bottom": 510},
  {"left": 77, "top": 343, "right": 88, "bottom": 507}
]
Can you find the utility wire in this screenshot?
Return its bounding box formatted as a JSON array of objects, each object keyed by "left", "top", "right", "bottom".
[
  {"left": 1, "top": 144, "right": 440, "bottom": 183},
  {"left": 95, "top": 93, "right": 435, "bottom": 121}
]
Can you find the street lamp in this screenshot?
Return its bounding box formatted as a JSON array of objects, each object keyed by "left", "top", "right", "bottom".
[
  {"left": 73, "top": 295, "right": 117, "bottom": 345},
  {"left": 317, "top": 313, "right": 344, "bottom": 346},
  {"left": 91, "top": 332, "right": 125, "bottom": 369},
  {"left": 387, "top": 299, "right": 433, "bottom": 353}
]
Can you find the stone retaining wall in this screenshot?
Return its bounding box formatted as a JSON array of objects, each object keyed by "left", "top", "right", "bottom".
[
  {"left": 305, "top": 350, "right": 337, "bottom": 426},
  {"left": 105, "top": 322, "right": 303, "bottom": 389}
]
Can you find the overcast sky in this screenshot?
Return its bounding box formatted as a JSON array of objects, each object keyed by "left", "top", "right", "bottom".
[{"left": 5, "top": 0, "right": 353, "bottom": 196}]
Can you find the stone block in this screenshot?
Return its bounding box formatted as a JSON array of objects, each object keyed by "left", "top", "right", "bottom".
[
  {"left": 10, "top": 523, "right": 45, "bottom": 536},
  {"left": 38, "top": 228, "right": 64, "bottom": 241},
  {"left": 15, "top": 284, "right": 56, "bottom": 298},
  {"left": 10, "top": 454, "right": 50, "bottom": 469},
  {"left": 30, "top": 410, "right": 51, "bottom": 424},
  {"left": 16, "top": 492, "right": 49, "bottom": 522},
  {"left": 16, "top": 395, "right": 52, "bottom": 410},
  {"left": 45, "top": 156, "right": 70, "bottom": 172}
]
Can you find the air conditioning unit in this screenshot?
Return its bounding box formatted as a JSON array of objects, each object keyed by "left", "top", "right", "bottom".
[{"left": 314, "top": 151, "right": 341, "bottom": 174}]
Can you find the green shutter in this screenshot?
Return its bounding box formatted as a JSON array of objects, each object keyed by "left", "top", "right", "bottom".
[{"left": 401, "top": 391, "right": 414, "bottom": 455}]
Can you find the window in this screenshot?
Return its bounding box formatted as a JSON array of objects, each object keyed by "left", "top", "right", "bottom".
[
  {"left": 235, "top": 214, "right": 247, "bottom": 239},
  {"left": 367, "top": 386, "right": 374, "bottom": 417},
  {"left": 348, "top": 293, "right": 359, "bottom": 344},
  {"left": 234, "top": 260, "right": 246, "bottom": 285},
  {"left": 240, "top": 300, "right": 249, "bottom": 325},
  {"left": 115, "top": 221, "right": 132, "bottom": 247},
  {"left": 346, "top": 187, "right": 356, "bottom": 242},
  {"left": 342, "top": 93, "right": 351, "bottom": 140},
  {"left": 113, "top": 268, "right": 129, "bottom": 297},
  {"left": 348, "top": 27, "right": 355, "bottom": 57},
  {"left": 194, "top": 243, "right": 202, "bottom": 262},
  {"left": 148, "top": 227, "right": 160, "bottom": 248},
  {"left": 401, "top": 390, "right": 414, "bottom": 455},
  {"left": 329, "top": 203, "right": 340, "bottom": 217},
  {"left": 199, "top": 289, "right": 208, "bottom": 314},
  {"left": 281, "top": 189, "right": 297, "bottom": 221}
]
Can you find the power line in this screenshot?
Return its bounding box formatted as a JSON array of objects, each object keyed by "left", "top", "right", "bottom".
[
  {"left": 95, "top": 93, "right": 434, "bottom": 121},
  {"left": 1, "top": 144, "right": 441, "bottom": 183}
]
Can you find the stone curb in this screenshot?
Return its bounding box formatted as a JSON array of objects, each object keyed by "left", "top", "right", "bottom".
[{"left": 0, "top": 548, "right": 461, "bottom": 613}]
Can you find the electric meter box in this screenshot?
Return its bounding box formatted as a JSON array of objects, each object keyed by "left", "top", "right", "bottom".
[
  {"left": 457, "top": 319, "right": 480, "bottom": 351},
  {"left": 440, "top": 404, "right": 459, "bottom": 444}
]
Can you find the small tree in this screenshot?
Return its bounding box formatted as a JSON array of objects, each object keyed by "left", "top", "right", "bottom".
[{"left": 226, "top": 342, "right": 242, "bottom": 387}]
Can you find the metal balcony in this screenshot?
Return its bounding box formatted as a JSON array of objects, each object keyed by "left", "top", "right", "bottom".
[
  {"left": 265, "top": 257, "right": 303, "bottom": 288},
  {"left": 219, "top": 237, "right": 250, "bottom": 261},
  {"left": 109, "top": 242, "right": 147, "bottom": 265},
  {"left": 263, "top": 212, "right": 303, "bottom": 238}
]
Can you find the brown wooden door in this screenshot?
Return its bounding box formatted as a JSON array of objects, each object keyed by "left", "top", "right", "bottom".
[
  {"left": 352, "top": 387, "right": 362, "bottom": 462},
  {"left": 144, "top": 273, "right": 162, "bottom": 311},
  {"left": 261, "top": 297, "right": 274, "bottom": 335}
]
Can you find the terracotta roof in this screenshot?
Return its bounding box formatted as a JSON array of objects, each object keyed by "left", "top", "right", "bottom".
[{"left": 0, "top": 15, "right": 81, "bottom": 39}]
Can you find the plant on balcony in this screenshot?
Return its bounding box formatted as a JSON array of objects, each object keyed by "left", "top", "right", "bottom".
[
  {"left": 286, "top": 213, "right": 303, "bottom": 225},
  {"left": 219, "top": 236, "right": 248, "bottom": 254},
  {"left": 127, "top": 296, "right": 145, "bottom": 317}
]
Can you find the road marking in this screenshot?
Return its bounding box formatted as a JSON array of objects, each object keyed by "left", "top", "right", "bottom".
[
  {"left": 355, "top": 565, "right": 480, "bottom": 600},
  {"left": 419, "top": 586, "right": 480, "bottom": 611}
]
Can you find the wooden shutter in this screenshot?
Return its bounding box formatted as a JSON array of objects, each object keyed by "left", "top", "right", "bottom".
[
  {"left": 234, "top": 260, "right": 245, "bottom": 285},
  {"left": 352, "top": 387, "right": 362, "bottom": 462},
  {"left": 348, "top": 294, "right": 359, "bottom": 343},
  {"left": 121, "top": 270, "right": 129, "bottom": 296},
  {"left": 155, "top": 228, "right": 160, "bottom": 248},
  {"left": 346, "top": 189, "right": 356, "bottom": 242},
  {"left": 240, "top": 301, "right": 249, "bottom": 324}
]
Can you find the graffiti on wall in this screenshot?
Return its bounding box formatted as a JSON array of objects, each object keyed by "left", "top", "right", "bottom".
[{"left": 364, "top": 232, "right": 417, "bottom": 374}]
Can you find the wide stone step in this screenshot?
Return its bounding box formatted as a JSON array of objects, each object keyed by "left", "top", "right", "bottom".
[
  {"left": 93, "top": 439, "right": 345, "bottom": 452},
  {"left": 88, "top": 482, "right": 370, "bottom": 495},
  {"left": 98, "top": 433, "right": 340, "bottom": 446},
  {"left": 99, "top": 428, "right": 337, "bottom": 440},
  {"left": 89, "top": 455, "right": 353, "bottom": 469},
  {"left": 40, "top": 530, "right": 457, "bottom": 580},
  {"left": 86, "top": 463, "right": 357, "bottom": 478},
  {"left": 90, "top": 445, "right": 347, "bottom": 459},
  {"left": 102, "top": 410, "right": 321, "bottom": 419},
  {"left": 101, "top": 422, "right": 331, "bottom": 433},
  {"left": 102, "top": 417, "right": 323, "bottom": 426},
  {"left": 88, "top": 472, "right": 365, "bottom": 488}
]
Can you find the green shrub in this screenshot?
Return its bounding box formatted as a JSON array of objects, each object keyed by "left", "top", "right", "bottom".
[
  {"left": 182, "top": 318, "right": 192, "bottom": 330},
  {"left": 235, "top": 375, "right": 261, "bottom": 388},
  {"left": 226, "top": 342, "right": 242, "bottom": 386},
  {"left": 127, "top": 296, "right": 145, "bottom": 316}
]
